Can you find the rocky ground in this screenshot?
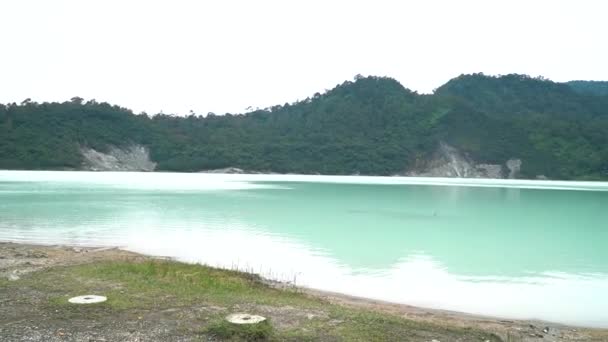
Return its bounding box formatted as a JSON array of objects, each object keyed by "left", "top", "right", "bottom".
[{"left": 1, "top": 242, "right": 606, "bottom": 341}]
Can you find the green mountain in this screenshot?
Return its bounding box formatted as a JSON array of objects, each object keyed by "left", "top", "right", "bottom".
[
  {"left": 567, "top": 80, "right": 608, "bottom": 96},
  {"left": 1, "top": 74, "right": 607, "bottom": 180}
]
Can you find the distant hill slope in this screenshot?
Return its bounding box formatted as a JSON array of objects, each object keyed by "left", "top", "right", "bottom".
[
  {"left": 1, "top": 74, "right": 607, "bottom": 180},
  {"left": 566, "top": 80, "right": 608, "bottom": 96}
]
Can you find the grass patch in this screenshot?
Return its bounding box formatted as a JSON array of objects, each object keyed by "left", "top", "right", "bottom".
[
  {"left": 68, "top": 260, "right": 319, "bottom": 309},
  {"left": 205, "top": 317, "right": 274, "bottom": 341}
]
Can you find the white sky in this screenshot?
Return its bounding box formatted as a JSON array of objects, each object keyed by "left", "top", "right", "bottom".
[{"left": 0, "top": 0, "right": 606, "bottom": 115}]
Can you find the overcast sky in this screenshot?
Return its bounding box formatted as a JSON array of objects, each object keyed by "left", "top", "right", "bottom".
[{"left": 0, "top": 0, "right": 606, "bottom": 115}]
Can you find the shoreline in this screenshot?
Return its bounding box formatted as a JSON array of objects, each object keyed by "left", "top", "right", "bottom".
[
  {"left": 3, "top": 167, "right": 608, "bottom": 183},
  {"left": 4, "top": 168, "right": 608, "bottom": 184},
  {"left": 3, "top": 169, "right": 608, "bottom": 197},
  {"left": 2, "top": 241, "right": 607, "bottom": 341}
]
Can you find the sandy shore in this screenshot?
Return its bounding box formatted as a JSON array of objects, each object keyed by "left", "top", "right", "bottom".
[{"left": 1, "top": 242, "right": 607, "bottom": 341}]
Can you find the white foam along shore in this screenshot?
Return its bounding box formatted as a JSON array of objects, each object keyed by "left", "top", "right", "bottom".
[{"left": 2, "top": 170, "right": 608, "bottom": 192}]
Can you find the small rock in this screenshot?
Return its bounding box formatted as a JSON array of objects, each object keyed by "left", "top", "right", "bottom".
[
  {"left": 543, "top": 327, "right": 549, "bottom": 334},
  {"left": 8, "top": 273, "right": 20, "bottom": 281},
  {"left": 329, "top": 319, "right": 345, "bottom": 326},
  {"left": 306, "top": 313, "right": 315, "bottom": 320},
  {"left": 26, "top": 251, "right": 47, "bottom": 258}
]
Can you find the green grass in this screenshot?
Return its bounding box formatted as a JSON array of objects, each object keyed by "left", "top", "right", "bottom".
[
  {"left": 205, "top": 318, "right": 274, "bottom": 341},
  {"left": 66, "top": 261, "right": 322, "bottom": 309},
  {"left": 13, "top": 260, "right": 503, "bottom": 341}
]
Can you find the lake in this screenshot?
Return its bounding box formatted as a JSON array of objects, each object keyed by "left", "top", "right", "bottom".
[{"left": 1, "top": 170, "right": 607, "bottom": 327}]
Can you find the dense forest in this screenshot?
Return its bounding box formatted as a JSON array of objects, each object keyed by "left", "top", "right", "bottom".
[
  {"left": 1, "top": 74, "right": 607, "bottom": 180},
  {"left": 567, "top": 81, "right": 608, "bottom": 96}
]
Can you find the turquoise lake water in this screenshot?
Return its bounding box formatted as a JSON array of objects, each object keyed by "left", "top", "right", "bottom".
[{"left": 1, "top": 171, "right": 607, "bottom": 327}]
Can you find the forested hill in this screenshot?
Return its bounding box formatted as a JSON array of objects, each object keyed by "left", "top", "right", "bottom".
[
  {"left": 1, "top": 74, "right": 607, "bottom": 180},
  {"left": 567, "top": 81, "right": 608, "bottom": 96}
]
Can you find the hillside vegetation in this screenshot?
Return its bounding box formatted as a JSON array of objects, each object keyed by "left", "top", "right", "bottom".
[
  {"left": 567, "top": 80, "right": 608, "bottom": 96},
  {"left": 1, "top": 74, "right": 607, "bottom": 180}
]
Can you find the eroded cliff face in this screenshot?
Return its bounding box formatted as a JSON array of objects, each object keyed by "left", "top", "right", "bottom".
[
  {"left": 81, "top": 145, "right": 156, "bottom": 171},
  {"left": 406, "top": 142, "right": 521, "bottom": 179},
  {"left": 80, "top": 142, "right": 519, "bottom": 178}
]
